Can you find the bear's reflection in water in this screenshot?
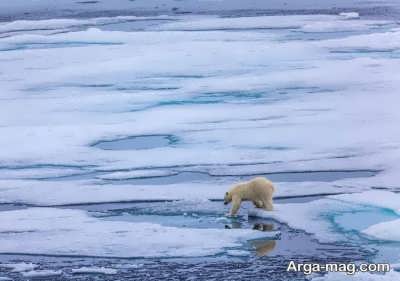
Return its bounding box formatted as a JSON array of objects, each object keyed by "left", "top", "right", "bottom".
[
  {"left": 253, "top": 223, "right": 274, "bottom": 232},
  {"left": 251, "top": 239, "right": 276, "bottom": 257},
  {"left": 224, "top": 222, "right": 274, "bottom": 231},
  {"left": 225, "top": 222, "right": 277, "bottom": 256}
]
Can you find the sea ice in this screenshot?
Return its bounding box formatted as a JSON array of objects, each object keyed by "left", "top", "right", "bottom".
[
  {"left": 0, "top": 16, "right": 174, "bottom": 34},
  {"left": 249, "top": 199, "right": 353, "bottom": 242},
  {"left": 250, "top": 191, "right": 400, "bottom": 243},
  {"left": 1, "top": 12, "right": 400, "bottom": 266},
  {"left": 21, "top": 270, "right": 62, "bottom": 278},
  {"left": 0, "top": 208, "right": 276, "bottom": 257},
  {"left": 363, "top": 219, "right": 400, "bottom": 242},
  {"left": 331, "top": 191, "right": 400, "bottom": 214},
  {"left": 95, "top": 169, "right": 178, "bottom": 180},
  {"left": 226, "top": 250, "right": 251, "bottom": 256},
  {"left": 71, "top": 266, "right": 117, "bottom": 275},
  {"left": 0, "top": 263, "right": 37, "bottom": 272},
  {"left": 157, "top": 14, "right": 385, "bottom": 33},
  {"left": 339, "top": 12, "right": 360, "bottom": 19}
]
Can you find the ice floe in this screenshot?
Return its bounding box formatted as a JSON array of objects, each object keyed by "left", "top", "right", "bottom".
[
  {"left": 226, "top": 250, "right": 251, "bottom": 256},
  {"left": 71, "top": 266, "right": 117, "bottom": 275},
  {"left": 249, "top": 200, "right": 351, "bottom": 242},
  {"left": 0, "top": 262, "right": 37, "bottom": 272},
  {"left": 320, "top": 29, "right": 400, "bottom": 51},
  {"left": 339, "top": 12, "right": 360, "bottom": 19},
  {"left": 363, "top": 219, "right": 400, "bottom": 242},
  {"left": 0, "top": 167, "right": 85, "bottom": 180},
  {"left": 0, "top": 208, "right": 277, "bottom": 257},
  {"left": 250, "top": 191, "right": 400, "bottom": 243},
  {"left": 157, "top": 14, "right": 388, "bottom": 33},
  {"left": 331, "top": 191, "right": 400, "bottom": 214},
  {"left": 95, "top": 169, "right": 178, "bottom": 180},
  {"left": 0, "top": 16, "right": 175, "bottom": 35},
  {"left": 21, "top": 270, "right": 62, "bottom": 278}
]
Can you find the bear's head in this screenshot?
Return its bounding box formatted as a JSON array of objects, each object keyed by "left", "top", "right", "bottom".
[{"left": 224, "top": 192, "right": 232, "bottom": 205}]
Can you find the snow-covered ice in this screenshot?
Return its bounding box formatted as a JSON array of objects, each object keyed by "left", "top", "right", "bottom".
[
  {"left": 250, "top": 191, "right": 400, "bottom": 243},
  {"left": 363, "top": 219, "right": 400, "bottom": 242},
  {"left": 226, "top": 250, "right": 251, "bottom": 257},
  {"left": 0, "top": 208, "right": 277, "bottom": 257},
  {"left": 157, "top": 14, "right": 389, "bottom": 33},
  {"left": 249, "top": 199, "right": 352, "bottom": 242},
  {"left": 1, "top": 15, "right": 399, "bottom": 181},
  {"left": 0, "top": 16, "right": 174, "bottom": 35},
  {"left": 339, "top": 12, "right": 360, "bottom": 19},
  {"left": 21, "top": 269, "right": 62, "bottom": 278},
  {"left": 331, "top": 191, "right": 400, "bottom": 214},
  {"left": 71, "top": 266, "right": 117, "bottom": 275},
  {"left": 95, "top": 169, "right": 179, "bottom": 180},
  {"left": 0, "top": 263, "right": 37, "bottom": 273}
]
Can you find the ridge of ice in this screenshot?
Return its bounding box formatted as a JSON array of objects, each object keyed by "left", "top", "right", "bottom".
[
  {"left": 0, "top": 263, "right": 38, "bottom": 272},
  {"left": 21, "top": 270, "right": 62, "bottom": 278},
  {"left": 339, "top": 12, "right": 360, "bottom": 19},
  {"left": 0, "top": 16, "right": 175, "bottom": 34},
  {"left": 71, "top": 266, "right": 117, "bottom": 275}
]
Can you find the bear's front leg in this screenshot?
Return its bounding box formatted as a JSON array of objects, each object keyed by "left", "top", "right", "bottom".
[
  {"left": 263, "top": 199, "right": 274, "bottom": 211},
  {"left": 253, "top": 200, "right": 264, "bottom": 208},
  {"left": 230, "top": 196, "right": 242, "bottom": 216}
]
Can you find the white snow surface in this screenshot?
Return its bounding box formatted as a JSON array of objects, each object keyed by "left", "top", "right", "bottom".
[
  {"left": 95, "top": 169, "right": 178, "bottom": 180},
  {"left": 1, "top": 13, "right": 400, "bottom": 261},
  {"left": 0, "top": 208, "right": 275, "bottom": 257},
  {"left": 0, "top": 14, "right": 398, "bottom": 200},
  {"left": 0, "top": 167, "right": 84, "bottom": 180},
  {"left": 251, "top": 191, "right": 400, "bottom": 243},
  {"left": 226, "top": 250, "right": 251, "bottom": 256},
  {"left": 0, "top": 263, "right": 38, "bottom": 272},
  {"left": 339, "top": 12, "right": 360, "bottom": 19},
  {"left": 331, "top": 191, "right": 400, "bottom": 214},
  {"left": 249, "top": 190, "right": 400, "bottom": 250},
  {"left": 71, "top": 266, "right": 117, "bottom": 275},
  {"left": 0, "top": 16, "right": 174, "bottom": 34},
  {"left": 363, "top": 219, "right": 400, "bottom": 242},
  {"left": 157, "top": 14, "right": 388, "bottom": 32},
  {"left": 21, "top": 270, "right": 62, "bottom": 278}
]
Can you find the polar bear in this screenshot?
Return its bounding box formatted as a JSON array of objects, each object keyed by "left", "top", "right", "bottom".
[{"left": 224, "top": 177, "right": 275, "bottom": 216}]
